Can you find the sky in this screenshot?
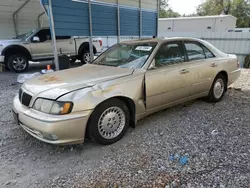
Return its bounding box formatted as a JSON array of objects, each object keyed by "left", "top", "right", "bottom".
[{"left": 169, "top": 0, "right": 202, "bottom": 15}]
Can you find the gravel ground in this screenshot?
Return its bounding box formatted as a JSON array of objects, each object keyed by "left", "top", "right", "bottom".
[{"left": 0, "top": 69, "right": 250, "bottom": 188}]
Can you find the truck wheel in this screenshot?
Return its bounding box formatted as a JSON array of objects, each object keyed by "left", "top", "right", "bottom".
[
  {"left": 80, "top": 50, "right": 91, "bottom": 64},
  {"left": 7, "top": 54, "right": 29, "bottom": 73}
]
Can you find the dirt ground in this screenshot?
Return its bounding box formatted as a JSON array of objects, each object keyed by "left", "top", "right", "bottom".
[{"left": 0, "top": 69, "right": 249, "bottom": 188}]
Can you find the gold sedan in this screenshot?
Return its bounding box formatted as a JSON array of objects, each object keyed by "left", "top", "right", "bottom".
[{"left": 13, "top": 38, "right": 241, "bottom": 145}]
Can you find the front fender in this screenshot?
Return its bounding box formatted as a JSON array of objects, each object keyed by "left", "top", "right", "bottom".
[
  {"left": 2, "top": 44, "right": 32, "bottom": 60},
  {"left": 57, "top": 72, "right": 146, "bottom": 115}
]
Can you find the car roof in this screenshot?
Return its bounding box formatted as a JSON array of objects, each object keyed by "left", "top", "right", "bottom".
[{"left": 120, "top": 37, "right": 205, "bottom": 44}]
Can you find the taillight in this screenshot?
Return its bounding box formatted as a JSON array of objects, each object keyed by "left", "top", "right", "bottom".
[{"left": 98, "top": 40, "right": 102, "bottom": 47}]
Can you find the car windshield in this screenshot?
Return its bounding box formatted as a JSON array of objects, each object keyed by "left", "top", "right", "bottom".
[
  {"left": 92, "top": 42, "right": 157, "bottom": 68},
  {"left": 14, "top": 30, "right": 35, "bottom": 40}
]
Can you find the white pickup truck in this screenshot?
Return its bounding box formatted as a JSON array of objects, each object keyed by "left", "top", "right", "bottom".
[{"left": 0, "top": 28, "right": 103, "bottom": 72}]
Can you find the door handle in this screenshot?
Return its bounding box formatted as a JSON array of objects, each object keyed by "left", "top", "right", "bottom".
[
  {"left": 179, "top": 69, "right": 189, "bottom": 74},
  {"left": 211, "top": 63, "right": 218, "bottom": 67}
]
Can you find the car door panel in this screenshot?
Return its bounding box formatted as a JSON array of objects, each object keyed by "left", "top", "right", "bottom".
[
  {"left": 145, "top": 41, "right": 192, "bottom": 112},
  {"left": 184, "top": 42, "right": 219, "bottom": 96},
  {"left": 30, "top": 29, "right": 53, "bottom": 59},
  {"left": 186, "top": 59, "right": 217, "bottom": 96},
  {"left": 145, "top": 63, "right": 191, "bottom": 112},
  {"left": 56, "top": 37, "right": 76, "bottom": 56},
  {"left": 31, "top": 41, "right": 53, "bottom": 59}
]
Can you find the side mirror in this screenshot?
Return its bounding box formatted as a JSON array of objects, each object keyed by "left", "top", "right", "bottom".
[
  {"left": 149, "top": 59, "right": 156, "bottom": 70},
  {"left": 32, "top": 36, "right": 40, "bottom": 42}
]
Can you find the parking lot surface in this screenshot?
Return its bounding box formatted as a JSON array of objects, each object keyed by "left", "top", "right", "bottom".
[{"left": 0, "top": 69, "right": 250, "bottom": 188}]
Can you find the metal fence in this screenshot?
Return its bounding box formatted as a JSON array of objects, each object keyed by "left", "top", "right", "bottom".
[{"left": 101, "top": 32, "right": 250, "bottom": 66}]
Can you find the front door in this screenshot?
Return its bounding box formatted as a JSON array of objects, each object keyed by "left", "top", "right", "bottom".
[
  {"left": 145, "top": 41, "right": 191, "bottom": 113},
  {"left": 30, "top": 29, "right": 53, "bottom": 60}
]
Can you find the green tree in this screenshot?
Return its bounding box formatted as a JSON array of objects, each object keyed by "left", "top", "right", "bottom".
[
  {"left": 159, "top": 0, "right": 169, "bottom": 17},
  {"left": 164, "top": 9, "right": 181, "bottom": 17},
  {"left": 231, "top": 0, "right": 250, "bottom": 27},
  {"left": 197, "top": 0, "right": 250, "bottom": 27},
  {"left": 160, "top": 0, "right": 169, "bottom": 11},
  {"left": 159, "top": 0, "right": 181, "bottom": 18},
  {"left": 197, "top": 0, "right": 231, "bottom": 15}
]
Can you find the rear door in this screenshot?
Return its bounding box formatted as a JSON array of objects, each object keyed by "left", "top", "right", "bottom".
[
  {"left": 56, "top": 36, "right": 76, "bottom": 56},
  {"left": 145, "top": 41, "right": 191, "bottom": 112},
  {"left": 183, "top": 41, "right": 218, "bottom": 96}
]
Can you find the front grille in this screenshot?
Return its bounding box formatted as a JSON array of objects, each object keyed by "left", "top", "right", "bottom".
[{"left": 19, "top": 89, "right": 32, "bottom": 107}]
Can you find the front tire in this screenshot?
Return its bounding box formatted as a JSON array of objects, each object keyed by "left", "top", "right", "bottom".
[
  {"left": 87, "top": 99, "right": 130, "bottom": 145},
  {"left": 207, "top": 74, "right": 227, "bottom": 103},
  {"left": 7, "top": 54, "right": 29, "bottom": 73}
]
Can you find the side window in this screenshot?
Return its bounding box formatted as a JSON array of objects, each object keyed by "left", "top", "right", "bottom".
[
  {"left": 34, "top": 29, "right": 51, "bottom": 42},
  {"left": 203, "top": 46, "right": 215, "bottom": 58},
  {"left": 185, "top": 42, "right": 206, "bottom": 61},
  {"left": 155, "top": 42, "right": 185, "bottom": 67},
  {"left": 56, "top": 36, "right": 71, "bottom": 40}
]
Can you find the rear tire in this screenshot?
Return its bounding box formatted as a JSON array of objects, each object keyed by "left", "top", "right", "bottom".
[
  {"left": 207, "top": 74, "right": 227, "bottom": 103},
  {"left": 7, "top": 54, "right": 29, "bottom": 73},
  {"left": 243, "top": 54, "right": 250, "bottom": 68},
  {"left": 80, "top": 50, "right": 91, "bottom": 64},
  {"left": 87, "top": 99, "right": 130, "bottom": 145}
]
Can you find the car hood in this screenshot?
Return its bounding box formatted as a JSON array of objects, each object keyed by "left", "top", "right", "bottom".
[
  {"left": 0, "top": 39, "right": 22, "bottom": 44},
  {"left": 22, "top": 64, "right": 133, "bottom": 99}
]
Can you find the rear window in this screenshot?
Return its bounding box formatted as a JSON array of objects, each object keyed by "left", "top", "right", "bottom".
[
  {"left": 56, "top": 36, "right": 71, "bottom": 40},
  {"left": 203, "top": 46, "right": 215, "bottom": 58},
  {"left": 185, "top": 42, "right": 206, "bottom": 61}
]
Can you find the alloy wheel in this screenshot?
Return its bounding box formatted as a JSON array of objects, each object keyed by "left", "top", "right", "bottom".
[{"left": 98, "top": 107, "right": 126, "bottom": 140}]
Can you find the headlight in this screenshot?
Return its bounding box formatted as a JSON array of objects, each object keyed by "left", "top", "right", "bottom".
[{"left": 33, "top": 98, "right": 73, "bottom": 115}]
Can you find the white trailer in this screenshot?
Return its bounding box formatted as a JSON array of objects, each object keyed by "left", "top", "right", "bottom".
[
  {"left": 158, "top": 15, "right": 237, "bottom": 35},
  {"left": 229, "top": 28, "right": 250, "bottom": 32}
]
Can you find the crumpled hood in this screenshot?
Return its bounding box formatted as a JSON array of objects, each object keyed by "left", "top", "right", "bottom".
[{"left": 22, "top": 64, "right": 133, "bottom": 99}]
